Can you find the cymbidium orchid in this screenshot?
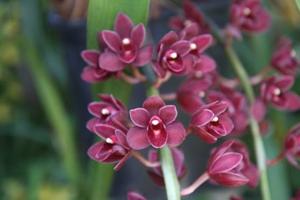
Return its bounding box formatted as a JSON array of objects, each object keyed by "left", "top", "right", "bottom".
[
  {"left": 229, "top": 0, "right": 270, "bottom": 33},
  {"left": 80, "top": 3, "right": 300, "bottom": 199},
  {"left": 100, "top": 13, "right": 153, "bottom": 72},
  {"left": 190, "top": 101, "right": 234, "bottom": 143},
  {"left": 271, "top": 37, "right": 299, "bottom": 75},
  {"left": 127, "top": 96, "right": 186, "bottom": 149},
  {"left": 260, "top": 75, "right": 300, "bottom": 111},
  {"left": 207, "top": 140, "right": 250, "bottom": 187}
]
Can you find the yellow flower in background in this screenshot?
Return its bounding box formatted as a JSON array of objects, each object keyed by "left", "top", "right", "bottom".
[
  {"left": 270, "top": 0, "right": 300, "bottom": 26},
  {"left": 38, "top": 184, "right": 72, "bottom": 200}
]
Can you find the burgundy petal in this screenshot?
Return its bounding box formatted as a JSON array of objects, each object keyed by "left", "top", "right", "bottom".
[
  {"left": 115, "top": 129, "right": 128, "bottom": 148},
  {"left": 86, "top": 118, "right": 100, "bottom": 132},
  {"left": 194, "top": 55, "right": 216, "bottom": 73},
  {"left": 251, "top": 98, "right": 266, "bottom": 122},
  {"left": 115, "top": 13, "right": 133, "bottom": 38},
  {"left": 152, "top": 62, "right": 167, "bottom": 78},
  {"left": 101, "top": 31, "right": 121, "bottom": 52},
  {"left": 219, "top": 115, "right": 234, "bottom": 134},
  {"left": 193, "top": 126, "right": 218, "bottom": 144},
  {"left": 99, "top": 51, "right": 125, "bottom": 72},
  {"left": 127, "top": 192, "right": 147, "bottom": 200},
  {"left": 143, "top": 96, "right": 165, "bottom": 114},
  {"left": 171, "top": 40, "right": 191, "bottom": 56},
  {"left": 166, "top": 122, "right": 186, "bottom": 147},
  {"left": 209, "top": 152, "right": 243, "bottom": 174},
  {"left": 191, "top": 34, "right": 213, "bottom": 53},
  {"left": 129, "top": 108, "right": 150, "bottom": 128},
  {"left": 131, "top": 24, "right": 145, "bottom": 47},
  {"left": 158, "top": 105, "right": 178, "bottom": 125},
  {"left": 94, "top": 124, "right": 116, "bottom": 139},
  {"left": 285, "top": 92, "right": 300, "bottom": 111},
  {"left": 210, "top": 101, "right": 228, "bottom": 116},
  {"left": 81, "top": 50, "right": 100, "bottom": 66},
  {"left": 210, "top": 172, "right": 249, "bottom": 187},
  {"left": 276, "top": 75, "right": 294, "bottom": 90},
  {"left": 133, "top": 45, "right": 153, "bottom": 66},
  {"left": 114, "top": 152, "right": 131, "bottom": 171},
  {"left": 127, "top": 127, "right": 149, "bottom": 150},
  {"left": 159, "top": 31, "right": 179, "bottom": 47},
  {"left": 88, "top": 102, "right": 105, "bottom": 118},
  {"left": 191, "top": 109, "right": 214, "bottom": 127}
]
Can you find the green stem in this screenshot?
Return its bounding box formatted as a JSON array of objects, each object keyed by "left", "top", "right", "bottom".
[
  {"left": 160, "top": 147, "right": 181, "bottom": 200},
  {"left": 225, "top": 46, "right": 271, "bottom": 200}
]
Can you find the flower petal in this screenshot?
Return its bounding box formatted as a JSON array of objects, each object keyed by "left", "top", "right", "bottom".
[
  {"left": 285, "top": 92, "right": 300, "bottom": 111},
  {"left": 88, "top": 102, "right": 107, "bottom": 118},
  {"left": 127, "top": 191, "right": 147, "bottom": 200},
  {"left": 94, "top": 124, "right": 116, "bottom": 139},
  {"left": 127, "top": 127, "right": 149, "bottom": 150},
  {"left": 131, "top": 24, "right": 145, "bottom": 47},
  {"left": 191, "top": 34, "right": 213, "bottom": 53},
  {"left": 86, "top": 118, "right": 100, "bottom": 132},
  {"left": 276, "top": 75, "right": 294, "bottom": 91},
  {"left": 99, "top": 51, "right": 124, "bottom": 72},
  {"left": 209, "top": 101, "right": 228, "bottom": 115},
  {"left": 210, "top": 172, "right": 249, "bottom": 187},
  {"left": 159, "top": 31, "right": 179, "bottom": 46},
  {"left": 191, "top": 109, "right": 214, "bottom": 127},
  {"left": 166, "top": 122, "right": 186, "bottom": 147},
  {"left": 193, "top": 126, "right": 218, "bottom": 144},
  {"left": 209, "top": 152, "right": 243, "bottom": 174},
  {"left": 251, "top": 98, "right": 266, "bottom": 122},
  {"left": 133, "top": 45, "right": 153, "bottom": 66},
  {"left": 114, "top": 13, "right": 133, "bottom": 38},
  {"left": 114, "top": 152, "right": 131, "bottom": 171},
  {"left": 159, "top": 105, "right": 178, "bottom": 125},
  {"left": 101, "top": 31, "right": 121, "bottom": 52},
  {"left": 143, "top": 96, "right": 165, "bottom": 115},
  {"left": 171, "top": 40, "right": 191, "bottom": 56},
  {"left": 129, "top": 108, "right": 150, "bottom": 128},
  {"left": 81, "top": 50, "right": 100, "bottom": 66}
]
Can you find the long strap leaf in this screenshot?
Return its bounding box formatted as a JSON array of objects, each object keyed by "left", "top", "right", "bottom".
[{"left": 86, "top": 0, "right": 150, "bottom": 199}]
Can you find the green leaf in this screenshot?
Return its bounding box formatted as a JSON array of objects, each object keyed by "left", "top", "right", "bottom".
[{"left": 86, "top": 0, "right": 150, "bottom": 199}]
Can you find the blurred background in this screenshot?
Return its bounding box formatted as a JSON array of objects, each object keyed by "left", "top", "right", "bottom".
[{"left": 0, "top": 0, "right": 300, "bottom": 199}]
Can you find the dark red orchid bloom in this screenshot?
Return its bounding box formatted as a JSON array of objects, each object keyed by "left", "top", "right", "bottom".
[
  {"left": 284, "top": 123, "right": 300, "bottom": 169},
  {"left": 127, "top": 96, "right": 186, "bottom": 149},
  {"left": 147, "top": 147, "right": 186, "bottom": 186},
  {"left": 152, "top": 31, "right": 191, "bottom": 78},
  {"left": 88, "top": 124, "right": 131, "bottom": 170},
  {"left": 260, "top": 75, "right": 300, "bottom": 111},
  {"left": 80, "top": 50, "right": 113, "bottom": 83},
  {"left": 169, "top": 0, "right": 209, "bottom": 36},
  {"left": 207, "top": 86, "right": 248, "bottom": 134},
  {"left": 177, "top": 77, "right": 212, "bottom": 114},
  {"left": 87, "top": 94, "right": 127, "bottom": 132},
  {"left": 127, "top": 192, "right": 147, "bottom": 200},
  {"left": 229, "top": 0, "right": 270, "bottom": 33},
  {"left": 99, "top": 13, "right": 153, "bottom": 72},
  {"left": 184, "top": 34, "right": 216, "bottom": 77},
  {"left": 271, "top": 37, "right": 299, "bottom": 75},
  {"left": 191, "top": 101, "right": 234, "bottom": 143},
  {"left": 207, "top": 140, "right": 250, "bottom": 187},
  {"left": 227, "top": 140, "right": 259, "bottom": 188}
]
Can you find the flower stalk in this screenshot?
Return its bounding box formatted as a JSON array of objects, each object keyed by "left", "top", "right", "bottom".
[
  {"left": 181, "top": 172, "right": 209, "bottom": 196},
  {"left": 225, "top": 45, "right": 271, "bottom": 200},
  {"left": 160, "top": 146, "right": 181, "bottom": 200}
]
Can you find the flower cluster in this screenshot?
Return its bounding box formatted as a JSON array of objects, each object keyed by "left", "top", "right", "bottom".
[{"left": 81, "top": 0, "right": 300, "bottom": 199}]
